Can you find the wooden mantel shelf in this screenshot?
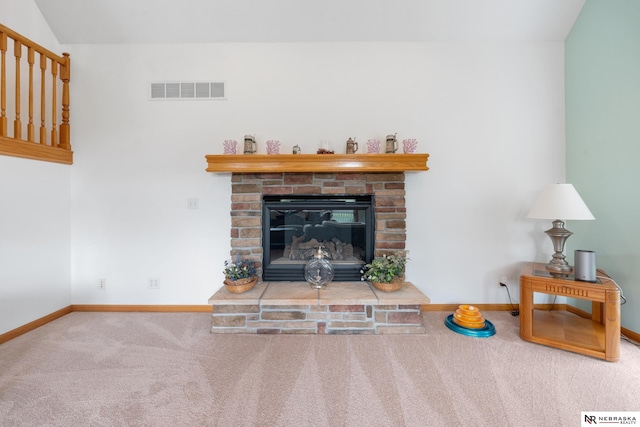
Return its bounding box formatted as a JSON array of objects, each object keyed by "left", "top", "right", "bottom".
[{"left": 205, "top": 153, "right": 429, "bottom": 173}]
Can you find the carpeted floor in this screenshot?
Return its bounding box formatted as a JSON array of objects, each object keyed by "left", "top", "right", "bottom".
[{"left": 0, "top": 311, "right": 638, "bottom": 426}]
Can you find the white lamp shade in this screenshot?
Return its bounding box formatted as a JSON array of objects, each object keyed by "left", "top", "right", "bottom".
[{"left": 527, "top": 183, "right": 595, "bottom": 220}]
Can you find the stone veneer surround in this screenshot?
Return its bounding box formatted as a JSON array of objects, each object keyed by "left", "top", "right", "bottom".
[{"left": 229, "top": 171, "right": 408, "bottom": 277}]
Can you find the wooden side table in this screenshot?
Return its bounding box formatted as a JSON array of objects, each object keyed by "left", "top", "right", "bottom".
[{"left": 520, "top": 262, "right": 620, "bottom": 362}]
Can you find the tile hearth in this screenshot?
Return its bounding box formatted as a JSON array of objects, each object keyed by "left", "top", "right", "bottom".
[{"left": 208, "top": 281, "right": 430, "bottom": 334}]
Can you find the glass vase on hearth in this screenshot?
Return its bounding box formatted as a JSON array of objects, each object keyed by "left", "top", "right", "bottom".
[{"left": 304, "top": 246, "right": 334, "bottom": 289}]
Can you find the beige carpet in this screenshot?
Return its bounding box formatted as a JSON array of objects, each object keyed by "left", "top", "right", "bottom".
[{"left": 0, "top": 311, "right": 638, "bottom": 426}]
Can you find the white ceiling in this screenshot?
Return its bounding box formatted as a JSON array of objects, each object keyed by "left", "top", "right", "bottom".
[{"left": 34, "top": 0, "right": 586, "bottom": 44}]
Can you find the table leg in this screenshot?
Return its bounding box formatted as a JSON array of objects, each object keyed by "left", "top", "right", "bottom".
[
  {"left": 520, "top": 277, "right": 533, "bottom": 340},
  {"left": 592, "top": 301, "right": 603, "bottom": 323},
  {"left": 604, "top": 288, "right": 621, "bottom": 362}
]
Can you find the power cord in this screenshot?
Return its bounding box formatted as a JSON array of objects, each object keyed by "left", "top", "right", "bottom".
[
  {"left": 596, "top": 274, "right": 627, "bottom": 305},
  {"left": 596, "top": 274, "right": 636, "bottom": 345},
  {"left": 499, "top": 281, "right": 520, "bottom": 316},
  {"left": 593, "top": 275, "right": 638, "bottom": 346}
]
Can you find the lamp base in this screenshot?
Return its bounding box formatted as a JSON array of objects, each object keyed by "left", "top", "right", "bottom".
[
  {"left": 544, "top": 219, "right": 574, "bottom": 278},
  {"left": 545, "top": 262, "right": 573, "bottom": 278}
]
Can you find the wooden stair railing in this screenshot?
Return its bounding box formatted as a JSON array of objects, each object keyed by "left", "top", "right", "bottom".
[{"left": 0, "top": 24, "right": 72, "bottom": 165}]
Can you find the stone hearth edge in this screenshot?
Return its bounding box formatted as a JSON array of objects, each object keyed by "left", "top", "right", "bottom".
[{"left": 209, "top": 281, "right": 431, "bottom": 334}]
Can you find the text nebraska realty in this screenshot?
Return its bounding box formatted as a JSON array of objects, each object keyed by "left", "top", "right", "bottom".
[{"left": 585, "top": 415, "right": 637, "bottom": 425}]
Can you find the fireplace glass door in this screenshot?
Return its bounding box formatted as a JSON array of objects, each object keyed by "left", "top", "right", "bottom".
[{"left": 262, "top": 195, "right": 374, "bottom": 281}]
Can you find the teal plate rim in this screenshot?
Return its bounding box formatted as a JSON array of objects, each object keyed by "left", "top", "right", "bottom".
[{"left": 444, "top": 314, "right": 496, "bottom": 338}]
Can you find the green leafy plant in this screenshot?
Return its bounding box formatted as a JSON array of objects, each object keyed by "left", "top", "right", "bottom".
[
  {"left": 360, "top": 252, "right": 408, "bottom": 283},
  {"left": 224, "top": 258, "right": 257, "bottom": 281}
]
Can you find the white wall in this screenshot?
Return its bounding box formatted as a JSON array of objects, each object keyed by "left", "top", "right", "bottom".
[
  {"left": 67, "top": 41, "right": 566, "bottom": 305},
  {"left": 0, "top": 0, "right": 71, "bottom": 335},
  {"left": 0, "top": 157, "right": 71, "bottom": 333}
]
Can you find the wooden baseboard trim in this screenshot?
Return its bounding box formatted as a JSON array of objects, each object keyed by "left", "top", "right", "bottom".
[
  {"left": 0, "top": 306, "right": 73, "bottom": 345},
  {"left": 621, "top": 327, "right": 640, "bottom": 344},
  {"left": 424, "top": 303, "right": 569, "bottom": 312},
  {"left": 3, "top": 303, "right": 638, "bottom": 345},
  {"left": 70, "top": 305, "right": 212, "bottom": 313},
  {"left": 424, "top": 303, "right": 519, "bottom": 312},
  {"left": 566, "top": 304, "right": 590, "bottom": 318}
]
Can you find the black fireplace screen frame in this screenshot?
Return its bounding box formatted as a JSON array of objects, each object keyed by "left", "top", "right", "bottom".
[{"left": 262, "top": 194, "right": 375, "bottom": 281}]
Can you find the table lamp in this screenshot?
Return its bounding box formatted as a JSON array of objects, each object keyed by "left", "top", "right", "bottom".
[{"left": 527, "top": 183, "right": 595, "bottom": 277}]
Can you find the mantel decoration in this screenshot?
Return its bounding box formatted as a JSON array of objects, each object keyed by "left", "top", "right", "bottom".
[
  {"left": 366, "top": 139, "right": 381, "bottom": 153},
  {"left": 243, "top": 135, "right": 257, "bottom": 154},
  {"left": 361, "top": 252, "right": 408, "bottom": 292},
  {"left": 402, "top": 139, "right": 418, "bottom": 154},
  {"left": 266, "top": 140, "right": 281, "bottom": 154},
  {"left": 385, "top": 133, "right": 398, "bottom": 153},
  {"left": 345, "top": 137, "right": 358, "bottom": 154},
  {"left": 223, "top": 257, "right": 258, "bottom": 293},
  {"left": 223, "top": 139, "right": 238, "bottom": 154},
  {"left": 316, "top": 148, "right": 335, "bottom": 154}
]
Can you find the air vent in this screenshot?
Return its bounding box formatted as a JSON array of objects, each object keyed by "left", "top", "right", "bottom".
[{"left": 150, "top": 82, "right": 226, "bottom": 100}]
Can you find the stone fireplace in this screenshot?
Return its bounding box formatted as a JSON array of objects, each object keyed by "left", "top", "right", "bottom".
[
  {"left": 206, "top": 153, "right": 431, "bottom": 334},
  {"left": 230, "top": 171, "right": 408, "bottom": 281}
]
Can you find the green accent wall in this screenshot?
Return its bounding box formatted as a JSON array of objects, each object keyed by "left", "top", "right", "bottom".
[{"left": 566, "top": 0, "right": 640, "bottom": 333}]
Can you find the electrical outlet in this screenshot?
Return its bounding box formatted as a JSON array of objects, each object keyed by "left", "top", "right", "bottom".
[
  {"left": 187, "top": 198, "right": 199, "bottom": 210},
  {"left": 500, "top": 275, "right": 508, "bottom": 286},
  {"left": 99, "top": 278, "right": 106, "bottom": 290},
  {"left": 148, "top": 278, "right": 160, "bottom": 289}
]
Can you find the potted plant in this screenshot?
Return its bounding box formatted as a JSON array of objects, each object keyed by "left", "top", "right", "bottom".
[
  {"left": 223, "top": 257, "right": 258, "bottom": 293},
  {"left": 361, "top": 252, "right": 408, "bottom": 292}
]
